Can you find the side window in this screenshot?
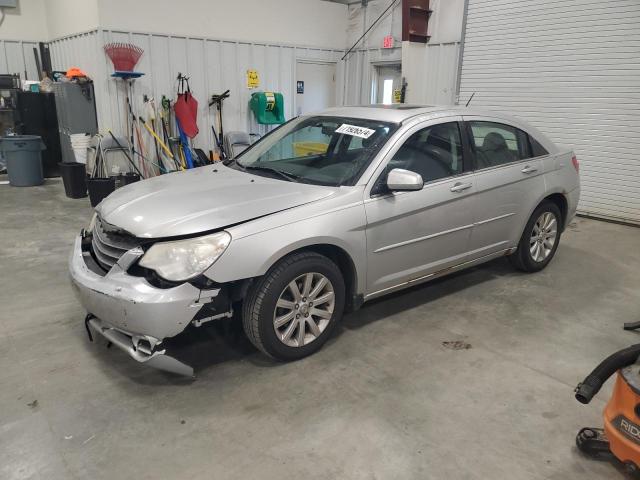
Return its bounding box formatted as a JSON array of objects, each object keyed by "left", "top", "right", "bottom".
[
  {"left": 387, "top": 122, "right": 463, "bottom": 183},
  {"left": 469, "top": 121, "right": 531, "bottom": 169},
  {"left": 529, "top": 135, "right": 549, "bottom": 157}
]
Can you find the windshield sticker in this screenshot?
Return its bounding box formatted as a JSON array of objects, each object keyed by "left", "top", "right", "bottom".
[{"left": 335, "top": 124, "right": 376, "bottom": 139}]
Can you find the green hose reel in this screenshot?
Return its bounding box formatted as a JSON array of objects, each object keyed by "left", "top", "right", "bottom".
[{"left": 249, "top": 91, "right": 285, "bottom": 125}]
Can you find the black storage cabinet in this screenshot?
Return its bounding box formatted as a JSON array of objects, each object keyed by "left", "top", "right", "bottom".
[{"left": 17, "top": 91, "right": 62, "bottom": 178}]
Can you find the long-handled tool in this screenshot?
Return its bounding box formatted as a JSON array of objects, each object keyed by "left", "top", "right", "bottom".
[
  {"left": 209, "top": 90, "right": 230, "bottom": 159},
  {"left": 176, "top": 118, "right": 194, "bottom": 169},
  {"left": 161, "top": 95, "right": 172, "bottom": 139},
  {"left": 139, "top": 115, "right": 177, "bottom": 167},
  {"left": 145, "top": 97, "right": 164, "bottom": 173},
  {"left": 123, "top": 80, "right": 153, "bottom": 176}
]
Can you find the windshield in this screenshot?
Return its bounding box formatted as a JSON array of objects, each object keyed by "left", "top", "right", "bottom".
[{"left": 233, "top": 116, "right": 398, "bottom": 186}]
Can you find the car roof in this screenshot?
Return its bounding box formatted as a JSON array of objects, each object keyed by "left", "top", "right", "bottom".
[
  {"left": 314, "top": 104, "right": 521, "bottom": 124},
  {"left": 314, "top": 105, "right": 469, "bottom": 123},
  {"left": 312, "top": 104, "right": 559, "bottom": 153}
]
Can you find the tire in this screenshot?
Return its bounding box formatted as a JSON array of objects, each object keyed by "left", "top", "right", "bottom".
[
  {"left": 510, "top": 201, "right": 562, "bottom": 272},
  {"left": 242, "top": 251, "right": 345, "bottom": 360}
]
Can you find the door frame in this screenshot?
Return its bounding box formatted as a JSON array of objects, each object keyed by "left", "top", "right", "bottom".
[
  {"left": 362, "top": 115, "right": 471, "bottom": 194},
  {"left": 370, "top": 61, "right": 402, "bottom": 105},
  {"left": 362, "top": 114, "right": 479, "bottom": 296},
  {"left": 294, "top": 60, "right": 338, "bottom": 116}
]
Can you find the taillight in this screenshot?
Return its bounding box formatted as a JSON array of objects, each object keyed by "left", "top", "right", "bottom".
[{"left": 571, "top": 154, "right": 580, "bottom": 173}]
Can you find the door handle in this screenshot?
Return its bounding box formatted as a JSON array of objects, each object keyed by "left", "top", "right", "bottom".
[
  {"left": 450, "top": 182, "right": 472, "bottom": 193},
  {"left": 521, "top": 165, "right": 538, "bottom": 174}
]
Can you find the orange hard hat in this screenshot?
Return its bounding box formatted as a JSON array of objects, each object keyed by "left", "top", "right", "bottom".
[{"left": 65, "top": 67, "right": 87, "bottom": 78}]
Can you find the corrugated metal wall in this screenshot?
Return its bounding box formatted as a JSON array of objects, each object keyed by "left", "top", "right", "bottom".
[
  {"left": 18, "top": 19, "right": 461, "bottom": 155},
  {"left": 403, "top": 41, "right": 461, "bottom": 105},
  {"left": 342, "top": 47, "right": 402, "bottom": 105},
  {"left": 342, "top": 0, "right": 403, "bottom": 105},
  {"left": 48, "top": 29, "right": 344, "bottom": 150},
  {"left": 419, "top": 43, "right": 460, "bottom": 105},
  {"left": 459, "top": 0, "right": 640, "bottom": 224},
  {"left": 0, "top": 39, "right": 42, "bottom": 82}
]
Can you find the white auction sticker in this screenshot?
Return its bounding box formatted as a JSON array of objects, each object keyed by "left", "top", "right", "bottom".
[{"left": 335, "top": 124, "right": 376, "bottom": 139}]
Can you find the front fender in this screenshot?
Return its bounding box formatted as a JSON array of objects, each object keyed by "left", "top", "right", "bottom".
[{"left": 203, "top": 202, "right": 367, "bottom": 295}]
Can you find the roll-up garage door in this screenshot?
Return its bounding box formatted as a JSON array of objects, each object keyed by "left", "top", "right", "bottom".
[{"left": 458, "top": 0, "right": 640, "bottom": 224}]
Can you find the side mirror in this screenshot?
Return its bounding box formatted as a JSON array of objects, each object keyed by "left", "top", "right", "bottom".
[{"left": 386, "top": 168, "right": 424, "bottom": 191}]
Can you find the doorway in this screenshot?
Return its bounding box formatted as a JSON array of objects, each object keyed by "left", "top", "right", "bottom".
[
  {"left": 296, "top": 61, "right": 336, "bottom": 115},
  {"left": 373, "top": 63, "right": 402, "bottom": 105}
]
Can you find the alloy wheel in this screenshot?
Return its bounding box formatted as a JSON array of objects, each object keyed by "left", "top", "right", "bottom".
[
  {"left": 529, "top": 212, "right": 558, "bottom": 262},
  {"left": 273, "top": 272, "right": 335, "bottom": 348}
]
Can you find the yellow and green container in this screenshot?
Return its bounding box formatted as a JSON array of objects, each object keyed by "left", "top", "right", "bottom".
[{"left": 249, "top": 91, "right": 285, "bottom": 125}]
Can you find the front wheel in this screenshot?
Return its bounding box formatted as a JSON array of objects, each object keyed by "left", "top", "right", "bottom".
[
  {"left": 242, "top": 251, "right": 345, "bottom": 360},
  {"left": 510, "top": 201, "right": 562, "bottom": 272}
]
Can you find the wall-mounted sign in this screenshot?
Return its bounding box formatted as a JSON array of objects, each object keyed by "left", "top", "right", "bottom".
[
  {"left": 297, "top": 81, "right": 304, "bottom": 94},
  {"left": 246, "top": 69, "right": 259, "bottom": 89},
  {"left": 393, "top": 88, "right": 402, "bottom": 103},
  {"left": 383, "top": 35, "right": 394, "bottom": 49}
]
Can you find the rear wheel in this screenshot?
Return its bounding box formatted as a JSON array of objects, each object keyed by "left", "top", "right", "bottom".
[
  {"left": 510, "top": 201, "right": 562, "bottom": 272},
  {"left": 242, "top": 251, "right": 345, "bottom": 360}
]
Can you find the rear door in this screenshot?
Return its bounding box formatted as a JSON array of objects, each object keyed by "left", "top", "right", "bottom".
[
  {"left": 364, "top": 118, "right": 476, "bottom": 296},
  {"left": 463, "top": 117, "right": 547, "bottom": 257}
]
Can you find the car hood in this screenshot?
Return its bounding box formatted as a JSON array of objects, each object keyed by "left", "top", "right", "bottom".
[{"left": 97, "top": 165, "right": 337, "bottom": 238}]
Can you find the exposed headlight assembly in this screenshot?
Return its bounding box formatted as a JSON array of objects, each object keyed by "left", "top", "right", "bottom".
[{"left": 138, "top": 231, "right": 231, "bottom": 282}]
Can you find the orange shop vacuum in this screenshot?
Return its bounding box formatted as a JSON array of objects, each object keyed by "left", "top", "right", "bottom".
[{"left": 575, "top": 342, "right": 640, "bottom": 475}]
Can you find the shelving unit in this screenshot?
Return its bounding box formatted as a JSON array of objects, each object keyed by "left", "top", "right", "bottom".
[{"left": 402, "top": 0, "right": 432, "bottom": 44}]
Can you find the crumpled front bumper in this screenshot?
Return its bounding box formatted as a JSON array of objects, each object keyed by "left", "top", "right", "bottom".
[
  {"left": 86, "top": 315, "right": 195, "bottom": 376},
  {"left": 69, "top": 235, "right": 217, "bottom": 376}
]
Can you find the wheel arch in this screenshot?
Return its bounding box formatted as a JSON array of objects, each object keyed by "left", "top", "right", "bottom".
[
  {"left": 520, "top": 190, "right": 569, "bottom": 236},
  {"left": 262, "top": 242, "right": 362, "bottom": 312},
  {"left": 542, "top": 192, "right": 568, "bottom": 230}
]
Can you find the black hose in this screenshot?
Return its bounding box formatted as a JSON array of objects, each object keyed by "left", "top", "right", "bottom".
[{"left": 575, "top": 344, "right": 640, "bottom": 404}]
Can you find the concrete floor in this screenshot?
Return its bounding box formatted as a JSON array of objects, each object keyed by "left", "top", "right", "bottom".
[{"left": 1, "top": 178, "right": 639, "bottom": 480}]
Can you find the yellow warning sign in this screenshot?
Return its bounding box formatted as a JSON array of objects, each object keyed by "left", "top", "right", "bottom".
[
  {"left": 247, "top": 69, "right": 259, "bottom": 89},
  {"left": 393, "top": 88, "right": 402, "bottom": 103}
]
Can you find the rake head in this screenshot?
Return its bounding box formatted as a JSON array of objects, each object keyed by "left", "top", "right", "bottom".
[{"left": 104, "top": 42, "right": 144, "bottom": 72}]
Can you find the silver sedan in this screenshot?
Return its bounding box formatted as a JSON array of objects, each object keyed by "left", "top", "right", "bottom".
[{"left": 69, "top": 105, "right": 580, "bottom": 375}]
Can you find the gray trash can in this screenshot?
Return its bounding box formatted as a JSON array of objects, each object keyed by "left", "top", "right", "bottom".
[{"left": 1, "top": 135, "right": 46, "bottom": 187}]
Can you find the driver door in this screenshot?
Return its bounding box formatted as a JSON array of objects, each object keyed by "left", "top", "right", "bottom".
[{"left": 364, "top": 118, "right": 476, "bottom": 296}]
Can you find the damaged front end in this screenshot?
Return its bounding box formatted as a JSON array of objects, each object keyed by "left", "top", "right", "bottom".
[
  {"left": 69, "top": 219, "right": 235, "bottom": 377},
  {"left": 85, "top": 314, "right": 196, "bottom": 376}
]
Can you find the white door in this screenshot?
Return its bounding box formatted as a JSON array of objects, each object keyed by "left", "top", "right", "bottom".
[
  {"left": 374, "top": 64, "right": 402, "bottom": 105},
  {"left": 296, "top": 62, "right": 336, "bottom": 116},
  {"left": 459, "top": 0, "right": 640, "bottom": 224}
]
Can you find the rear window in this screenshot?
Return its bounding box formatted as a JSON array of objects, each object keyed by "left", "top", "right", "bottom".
[
  {"left": 529, "top": 135, "right": 549, "bottom": 157},
  {"left": 468, "top": 121, "right": 531, "bottom": 169}
]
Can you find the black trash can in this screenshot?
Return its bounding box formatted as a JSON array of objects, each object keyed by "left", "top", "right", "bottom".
[
  {"left": 87, "top": 177, "right": 116, "bottom": 207},
  {"left": 113, "top": 171, "right": 141, "bottom": 189},
  {"left": 1, "top": 135, "right": 46, "bottom": 186},
  {"left": 59, "top": 162, "right": 87, "bottom": 198}
]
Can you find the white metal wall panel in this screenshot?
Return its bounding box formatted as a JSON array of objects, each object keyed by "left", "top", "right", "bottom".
[
  {"left": 0, "top": 39, "right": 40, "bottom": 81},
  {"left": 342, "top": 47, "right": 402, "bottom": 105},
  {"left": 49, "top": 30, "right": 344, "bottom": 151},
  {"left": 403, "top": 42, "right": 461, "bottom": 105},
  {"left": 459, "top": 0, "right": 640, "bottom": 224}
]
